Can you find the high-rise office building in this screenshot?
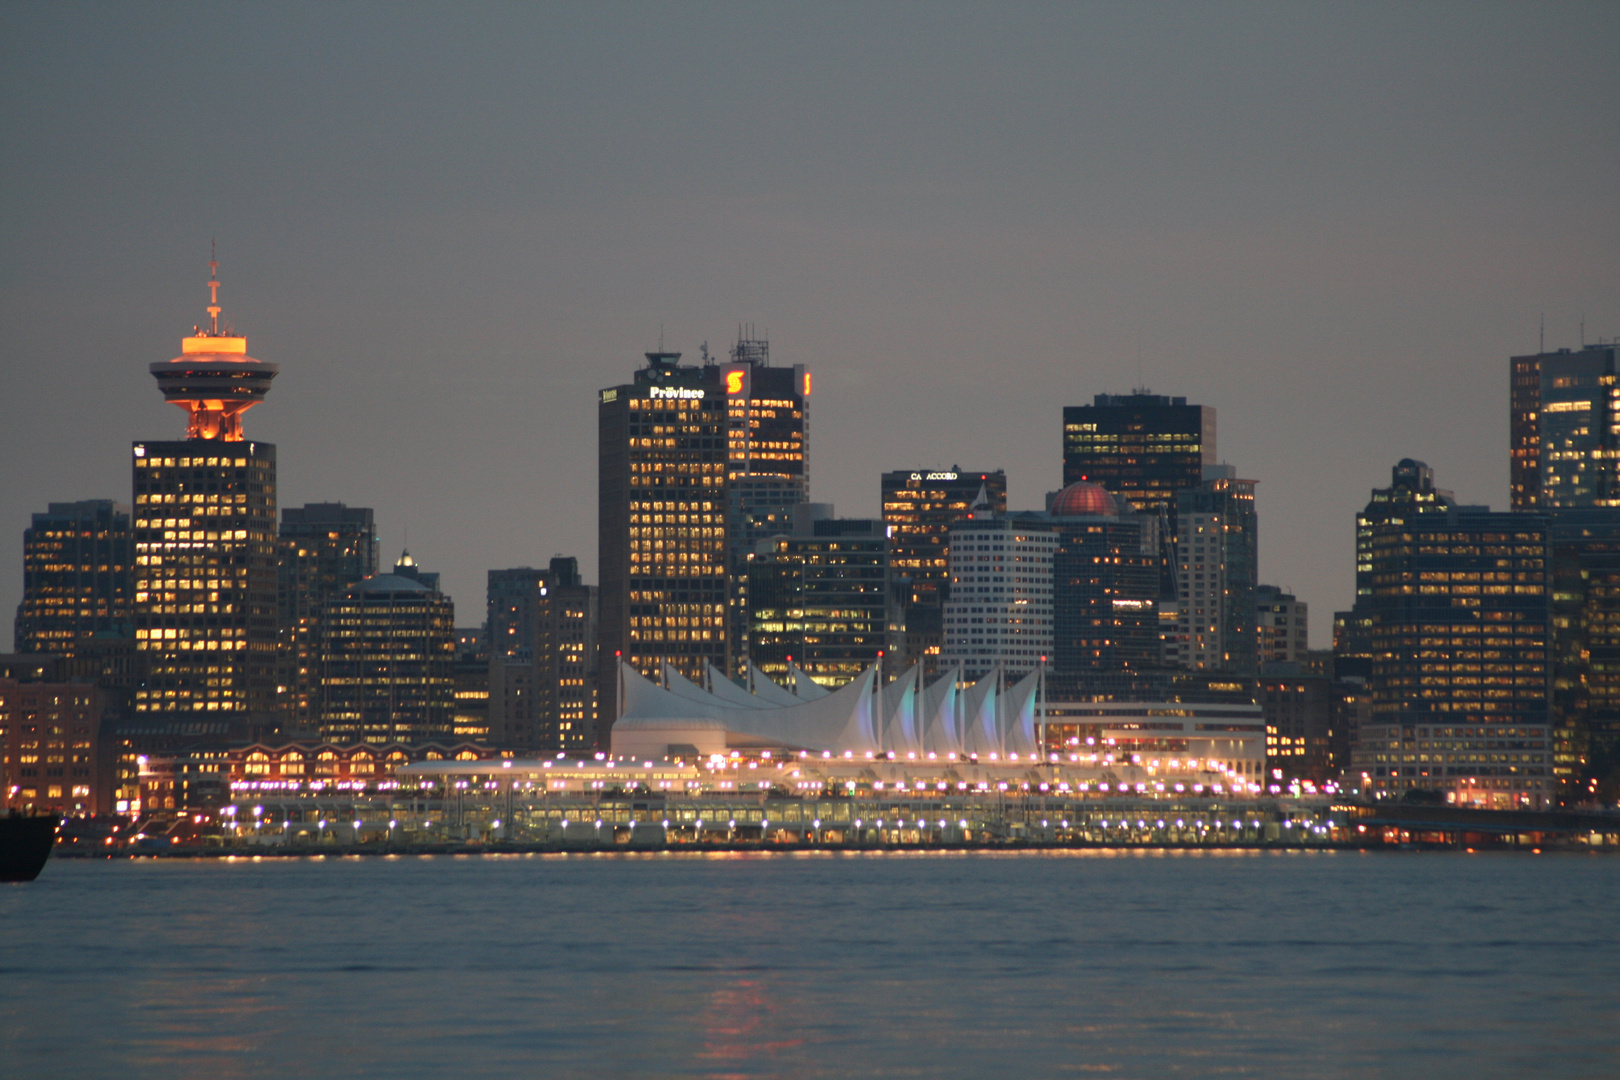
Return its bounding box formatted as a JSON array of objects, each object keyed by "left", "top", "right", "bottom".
[
  {"left": 1046, "top": 481, "right": 1160, "bottom": 674},
  {"left": 1511, "top": 344, "right": 1620, "bottom": 510},
  {"left": 487, "top": 567, "right": 547, "bottom": 747},
  {"left": 132, "top": 262, "right": 279, "bottom": 736},
  {"left": 598, "top": 350, "right": 732, "bottom": 731},
  {"left": 881, "top": 469, "right": 1007, "bottom": 669},
  {"left": 1062, "top": 392, "right": 1217, "bottom": 596},
  {"left": 1062, "top": 393, "right": 1215, "bottom": 510},
  {"left": 276, "top": 502, "right": 378, "bottom": 733},
  {"left": 941, "top": 497, "right": 1056, "bottom": 681},
  {"left": 488, "top": 559, "right": 599, "bottom": 753},
  {"left": 14, "top": 500, "right": 133, "bottom": 655},
  {"left": 1347, "top": 463, "right": 1553, "bottom": 808},
  {"left": 1255, "top": 585, "right": 1309, "bottom": 666},
  {"left": 720, "top": 334, "right": 812, "bottom": 672},
  {"left": 1161, "top": 467, "right": 1259, "bottom": 676},
  {"left": 452, "top": 626, "right": 491, "bottom": 742},
  {"left": 318, "top": 552, "right": 455, "bottom": 743},
  {"left": 1549, "top": 507, "right": 1620, "bottom": 802},
  {"left": 748, "top": 515, "right": 888, "bottom": 689}
]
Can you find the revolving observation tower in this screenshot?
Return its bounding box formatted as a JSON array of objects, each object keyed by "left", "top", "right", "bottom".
[{"left": 149, "top": 258, "right": 278, "bottom": 441}]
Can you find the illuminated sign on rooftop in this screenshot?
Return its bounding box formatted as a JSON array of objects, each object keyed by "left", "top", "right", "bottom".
[{"left": 650, "top": 386, "right": 705, "bottom": 400}]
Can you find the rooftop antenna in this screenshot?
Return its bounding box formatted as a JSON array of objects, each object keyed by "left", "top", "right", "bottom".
[
  {"left": 1581, "top": 313, "right": 1586, "bottom": 347},
  {"left": 206, "top": 239, "right": 222, "bottom": 335},
  {"left": 658, "top": 322, "right": 665, "bottom": 353},
  {"left": 1540, "top": 313, "right": 1545, "bottom": 353}
]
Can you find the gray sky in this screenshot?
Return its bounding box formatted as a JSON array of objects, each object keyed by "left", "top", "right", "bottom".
[{"left": 3, "top": 2, "right": 1617, "bottom": 649}]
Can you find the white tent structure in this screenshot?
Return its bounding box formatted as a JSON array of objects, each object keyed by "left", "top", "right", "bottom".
[
  {"left": 789, "top": 663, "right": 831, "bottom": 700},
  {"left": 747, "top": 662, "right": 804, "bottom": 707},
  {"left": 611, "top": 661, "right": 1045, "bottom": 761}
]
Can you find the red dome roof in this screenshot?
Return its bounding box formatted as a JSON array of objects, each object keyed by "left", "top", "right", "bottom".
[{"left": 1050, "top": 481, "right": 1120, "bottom": 517}]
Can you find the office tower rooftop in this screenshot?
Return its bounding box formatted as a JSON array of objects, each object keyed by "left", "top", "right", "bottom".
[
  {"left": 1511, "top": 344, "right": 1620, "bottom": 510},
  {"left": 1062, "top": 393, "right": 1215, "bottom": 514}
]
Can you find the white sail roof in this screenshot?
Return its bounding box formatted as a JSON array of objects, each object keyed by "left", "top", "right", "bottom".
[
  {"left": 615, "top": 661, "right": 879, "bottom": 755},
  {"left": 999, "top": 667, "right": 1041, "bottom": 758},
  {"left": 960, "top": 668, "right": 1001, "bottom": 757},
  {"left": 790, "top": 663, "right": 831, "bottom": 699},
  {"left": 880, "top": 664, "right": 921, "bottom": 755},
  {"left": 705, "top": 663, "right": 774, "bottom": 709},
  {"left": 919, "top": 665, "right": 963, "bottom": 756},
  {"left": 747, "top": 662, "right": 803, "bottom": 707}
]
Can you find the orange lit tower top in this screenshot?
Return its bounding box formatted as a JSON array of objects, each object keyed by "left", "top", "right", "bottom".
[{"left": 149, "top": 258, "right": 278, "bottom": 441}]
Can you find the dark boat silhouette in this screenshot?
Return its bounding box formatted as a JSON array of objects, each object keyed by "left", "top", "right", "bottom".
[{"left": 0, "top": 814, "right": 61, "bottom": 882}]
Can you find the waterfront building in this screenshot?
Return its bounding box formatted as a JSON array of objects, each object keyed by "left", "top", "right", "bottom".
[
  {"left": 132, "top": 262, "right": 279, "bottom": 738},
  {"left": 1047, "top": 481, "right": 1160, "bottom": 674},
  {"left": 881, "top": 468, "right": 1007, "bottom": 669},
  {"left": 0, "top": 678, "right": 108, "bottom": 815},
  {"left": 1346, "top": 462, "right": 1553, "bottom": 807},
  {"left": 275, "top": 503, "right": 378, "bottom": 733},
  {"left": 720, "top": 334, "right": 812, "bottom": 672},
  {"left": 598, "top": 351, "right": 732, "bottom": 730},
  {"left": 1259, "top": 672, "right": 1339, "bottom": 786},
  {"left": 488, "top": 558, "right": 599, "bottom": 753},
  {"left": 1255, "top": 585, "right": 1309, "bottom": 665},
  {"left": 14, "top": 500, "right": 133, "bottom": 657},
  {"left": 747, "top": 515, "right": 888, "bottom": 689},
  {"left": 1161, "top": 467, "right": 1259, "bottom": 676},
  {"left": 940, "top": 495, "right": 1056, "bottom": 681},
  {"left": 1511, "top": 343, "right": 1620, "bottom": 510},
  {"left": 142, "top": 739, "right": 497, "bottom": 817},
  {"left": 318, "top": 552, "right": 455, "bottom": 744}
]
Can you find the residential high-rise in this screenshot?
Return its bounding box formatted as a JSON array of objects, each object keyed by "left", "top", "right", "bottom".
[
  {"left": 941, "top": 496, "right": 1056, "bottom": 681},
  {"left": 1511, "top": 344, "right": 1620, "bottom": 510},
  {"left": 1161, "top": 466, "right": 1259, "bottom": 676},
  {"left": 132, "top": 262, "right": 279, "bottom": 736},
  {"left": 275, "top": 502, "right": 378, "bottom": 733},
  {"left": 1347, "top": 462, "right": 1553, "bottom": 808},
  {"left": 14, "top": 500, "right": 133, "bottom": 655},
  {"left": 720, "top": 334, "right": 812, "bottom": 672},
  {"left": 1046, "top": 481, "right": 1160, "bottom": 674},
  {"left": 1255, "top": 585, "right": 1309, "bottom": 666},
  {"left": 881, "top": 468, "right": 1007, "bottom": 669},
  {"left": 748, "top": 515, "right": 888, "bottom": 689},
  {"left": 318, "top": 552, "right": 455, "bottom": 743},
  {"left": 598, "top": 350, "right": 732, "bottom": 733}
]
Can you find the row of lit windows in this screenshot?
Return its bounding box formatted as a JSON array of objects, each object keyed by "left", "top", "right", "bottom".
[{"left": 135, "top": 455, "right": 254, "bottom": 469}]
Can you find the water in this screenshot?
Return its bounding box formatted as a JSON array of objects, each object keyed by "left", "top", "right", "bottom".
[{"left": 2, "top": 849, "right": 1617, "bottom": 1079}]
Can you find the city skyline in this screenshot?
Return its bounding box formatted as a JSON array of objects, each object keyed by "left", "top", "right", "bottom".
[{"left": 3, "top": 4, "right": 1618, "bottom": 651}]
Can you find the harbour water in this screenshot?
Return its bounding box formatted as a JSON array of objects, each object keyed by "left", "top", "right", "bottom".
[{"left": 3, "top": 850, "right": 1618, "bottom": 1079}]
